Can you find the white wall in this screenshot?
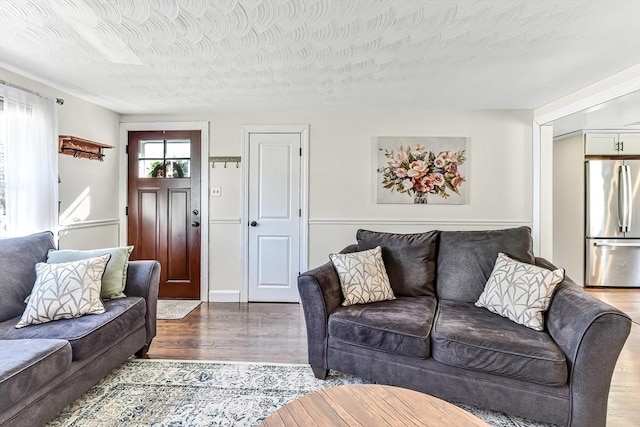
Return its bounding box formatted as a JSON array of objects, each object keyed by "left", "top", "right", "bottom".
[
  {"left": 553, "top": 134, "right": 585, "bottom": 284},
  {"left": 1, "top": 68, "right": 121, "bottom": 249},
  {"left": 122, "top": 109, "right": 534, "bottom": 300}
]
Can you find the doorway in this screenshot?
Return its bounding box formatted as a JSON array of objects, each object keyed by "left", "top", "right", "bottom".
[
  {"left": 242, "top": 125, "right": 309, "bottom": 302},
  {"left": 127, "top": 130, "right": 201, "bottom": 299}
]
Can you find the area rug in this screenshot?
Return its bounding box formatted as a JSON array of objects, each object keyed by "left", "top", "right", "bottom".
[
  {"left": 156, "top": 300, "right": 201, "bottom": 320},
  {"left": 47, "top": 359, "right": 555, "bottom": 427}
]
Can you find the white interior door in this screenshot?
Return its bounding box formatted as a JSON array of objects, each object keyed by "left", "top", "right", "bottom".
[{"left": 248, "top": 133, "right": 301, "bottom": 302}]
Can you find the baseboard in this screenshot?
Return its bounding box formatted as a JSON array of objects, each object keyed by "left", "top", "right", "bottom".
[{"left": 208, "top": 290, "right": 240, "bottom": 302}]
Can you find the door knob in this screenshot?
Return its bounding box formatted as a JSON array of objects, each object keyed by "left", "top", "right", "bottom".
[
  {"left": 191, "top": 221, "right": 200, "bottom": 227},
  {"left": 250, "top": 221, "right": 258, "bottom": 227}
]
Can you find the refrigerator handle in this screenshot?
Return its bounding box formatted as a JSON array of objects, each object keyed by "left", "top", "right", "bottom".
[{"left": 619, "top": 165, "right": 631, "bottom": 232}]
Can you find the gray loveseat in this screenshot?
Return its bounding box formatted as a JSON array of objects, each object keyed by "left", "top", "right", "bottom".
[
  {"left": 0, "top": 232, "right": 160, "bottom": 427},
  {"left": 298, "top": 227, "right": 631, "bottom": 427}
]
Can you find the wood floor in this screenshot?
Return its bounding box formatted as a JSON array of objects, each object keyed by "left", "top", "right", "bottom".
[{"left": 148, "top": 288, "right": 640, "bottom": 426}]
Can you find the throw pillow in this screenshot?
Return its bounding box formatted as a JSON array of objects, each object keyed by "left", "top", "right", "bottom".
[
  {"left": 330, "top": 246, "right": 395, "bottom": 306},
  {"left": 356, "top": 229, "right": 438, "bottom": 297},
  {"left": 475, "top": 252, "right": 565, "bottom": 331},
  {"left": 15, "top": 254, "right": 111, "bottom": 328},
  {"left": 47, "top": 246, "right": 134, "bottom": 299}
]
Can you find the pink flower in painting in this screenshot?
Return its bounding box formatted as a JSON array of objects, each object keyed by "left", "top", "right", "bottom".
[
  {"left": 431, "top": 173, "right": 445, "bottom": 187},
  {"left": 444, "top": 152, "right": 459, "bottom": 163},
  {"left": 395, "top": 167, "right": 408, "bottom": 178},
  {"left": 390, "top": 150, "right": 408, "bottom": 167},
  {"left": 446, "top": 164, "right": 457, "bottom": 174},
  {"left": 452, "top": 172, "right": 464, "bottom": 188},
  {"left": 411, "top": 145, "right": 426, "bottom": 157},
  {"left": 407, "top": 160, "right": 428, "bottom": 178},
  {"left": 414, "top": 175, "right": 435, "bottom": 193}
]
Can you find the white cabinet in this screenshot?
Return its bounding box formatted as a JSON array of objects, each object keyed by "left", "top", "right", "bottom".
[
  {"left": 585, "top": 134, "right": 618, "bottom": 155},
  {"left": 619, "top": 133, "right": 640, "bottom": 154},
  {"left": 585, "top": 133, "right": 640, "bottom": 155}
]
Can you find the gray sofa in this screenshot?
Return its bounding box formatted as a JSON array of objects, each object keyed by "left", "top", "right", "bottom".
[
  {"left": 298, "top": 227, "right": 631, "bottom": 427},
  {"left": 0, "top": 232, "right": 160, "bottom": 427}
]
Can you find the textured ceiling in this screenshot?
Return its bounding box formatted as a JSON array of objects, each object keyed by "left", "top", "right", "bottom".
[{"left": 0, "top": 0, "right": 639, "bottom": 114}]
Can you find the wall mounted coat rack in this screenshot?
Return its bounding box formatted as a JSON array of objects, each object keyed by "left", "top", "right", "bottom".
[
  {"left": 210, "top": 156, "right": 241, "bottom": 168},
  {"left": 58, "top": 135, "right": 113, "bottom": 161}
]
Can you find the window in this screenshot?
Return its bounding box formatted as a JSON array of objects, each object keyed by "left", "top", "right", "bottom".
[
  {"left": 0, "top": 85, "right": 58, "bottom": 238},
  {"left": 0, "top": 98, "right": 6, "bottom": 235}
]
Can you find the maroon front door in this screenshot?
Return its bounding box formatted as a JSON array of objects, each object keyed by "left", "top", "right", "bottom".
[{"left": 127, "top": 130, "right": 201, "bottom": 298}]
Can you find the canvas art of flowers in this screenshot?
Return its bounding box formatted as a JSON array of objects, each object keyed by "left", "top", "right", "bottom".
[{"left": 378, "top": 144, "right": 467, "bottom": 204}]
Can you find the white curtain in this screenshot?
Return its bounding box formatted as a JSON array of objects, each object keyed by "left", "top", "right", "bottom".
[{"left": 0, "top": 84, "right": 58, "bottom": 237}]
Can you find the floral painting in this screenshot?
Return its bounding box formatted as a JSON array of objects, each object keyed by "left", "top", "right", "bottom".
[{"left": 377, "top": 136, "right": 468, "bottom": 204}]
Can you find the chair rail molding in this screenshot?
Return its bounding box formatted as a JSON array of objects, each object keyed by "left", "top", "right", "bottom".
[{"left": 58, "top": 218, "right": 120, "bottom": 231}]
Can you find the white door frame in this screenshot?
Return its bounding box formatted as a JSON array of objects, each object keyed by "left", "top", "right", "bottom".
[
  {"left": 119, "top": 121, "right": 210, "bottom": 302},
  {"left": 241, "top": 124, "right": 309, "bottom": 303}
]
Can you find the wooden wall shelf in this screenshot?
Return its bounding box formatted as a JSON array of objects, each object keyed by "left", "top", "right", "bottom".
[{"left": 58, "top": 135, "right": 113, "bottom": 161}]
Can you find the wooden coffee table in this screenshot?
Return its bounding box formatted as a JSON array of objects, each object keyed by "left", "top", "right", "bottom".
[{"left": 261, "top": 384, "right": 489, "bottom": 426}]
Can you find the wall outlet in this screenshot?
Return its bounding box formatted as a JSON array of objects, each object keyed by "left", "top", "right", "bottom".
[{"left": 211, "top": 186, "right": 222, "bottom": 197}]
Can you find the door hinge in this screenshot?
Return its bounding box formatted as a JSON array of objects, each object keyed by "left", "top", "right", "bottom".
[
  {"left": 125, "top": 145, "right": 128, "bottom": 154},
  {"left": 299, "top": 208, "right": 302, "bottom": 217},
  {"left": 299, "top": 147, "right": 302, "bottom": 156},
  {"left": 125, "top": 206, "right": 128, "bottom": 216}
]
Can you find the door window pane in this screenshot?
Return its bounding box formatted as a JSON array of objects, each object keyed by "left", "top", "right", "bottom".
[
  {"left": 166, "top": 160, "right": 189, "bottom": 178},
  {"left": 139, "top": 140, "right": 164, "bottom": 158},
  {"left": 138, "top": 139, "right": 190, "bottom": 178},
  {"left": 165, "top": 140, "right": 190, "bottom": 158},
  {"left": 140, "top": 160, "right": 163, "bottom": 178}
]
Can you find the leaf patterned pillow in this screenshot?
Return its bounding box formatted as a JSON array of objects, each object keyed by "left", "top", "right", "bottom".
[
  {"left": 15, "top": 254, "right": 111, "bottom": 328},
  {"left": 475, "top": 252, "right": 564, "bottom": 331},
  {"left": 330, "top": 246, "right": 395, "bottom": 306}
]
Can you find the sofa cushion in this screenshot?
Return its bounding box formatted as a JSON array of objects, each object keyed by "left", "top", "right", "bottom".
[
  {"left": 0, "top": 297, "right": 145, "bottom": 361},
  {"left": 431, "top": 300, "right": 567, "bottom": 386},
  {"left": 356, "top": 229, "right": 438, "bottom": 297},
  {"left": 330, "top": 246, "right": 395, "bottom": 306},
  {"left": 0, "top": 232, "right": 56, "bottom": 322},
  {"left": 16, "top": 255, "right": 110, "bottom": 328},
  {"left": 436, "top": 227, "right": 535, "bottom": 302},
  {"left": 328, "top": 296, "right": 437, "bottom": 358},
  {"left": 0, "top": 339, "right": 71, "bottom": 414},
  {"left": 476, "top": 253, "right": 565, "bottom": 331}
]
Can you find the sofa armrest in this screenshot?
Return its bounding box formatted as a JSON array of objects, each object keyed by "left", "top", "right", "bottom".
[
  {"left": 124, "top": 260, "right": 161, "bottom": 349},
  {"left": 298, "top": 261, "right": 343, "bottom": 371},
  {"left": 536, "top": 257, "right": 631, "bottom": 427}
]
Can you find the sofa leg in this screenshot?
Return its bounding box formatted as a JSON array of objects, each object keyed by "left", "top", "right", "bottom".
[
  {"left": 135, "top": 344, "right": 150, "bottom": 359},
  {"left": 312, "top": 366, "right": 329, "bottom": 380}
]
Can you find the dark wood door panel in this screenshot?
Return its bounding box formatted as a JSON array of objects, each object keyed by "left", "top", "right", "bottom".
[
  {"left": 168, "top": 188, "right": 189, "bottom": 280},
  {"left": 135, "top": 189, "right": 159, "bottom": 260}
]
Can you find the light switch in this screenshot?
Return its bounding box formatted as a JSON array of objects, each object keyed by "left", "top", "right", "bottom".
[{"left": 211, "top": 186, "right": 222, "bottom": 197}]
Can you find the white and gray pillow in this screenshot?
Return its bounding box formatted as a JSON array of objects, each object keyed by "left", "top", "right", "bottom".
[
  {"left": 330, "top": 246, "right": 395, "bottom": 306},
  {"left": 15, "top": 254, "right": 111, "bottom": 328},
  {"left": 475, "top": 252, "right": 564, "bottom": 331}
]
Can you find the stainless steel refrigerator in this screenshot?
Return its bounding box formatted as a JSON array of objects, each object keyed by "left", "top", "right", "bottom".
[{"left": 585, "top": 160, "right": 640, "bottom": 287}]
